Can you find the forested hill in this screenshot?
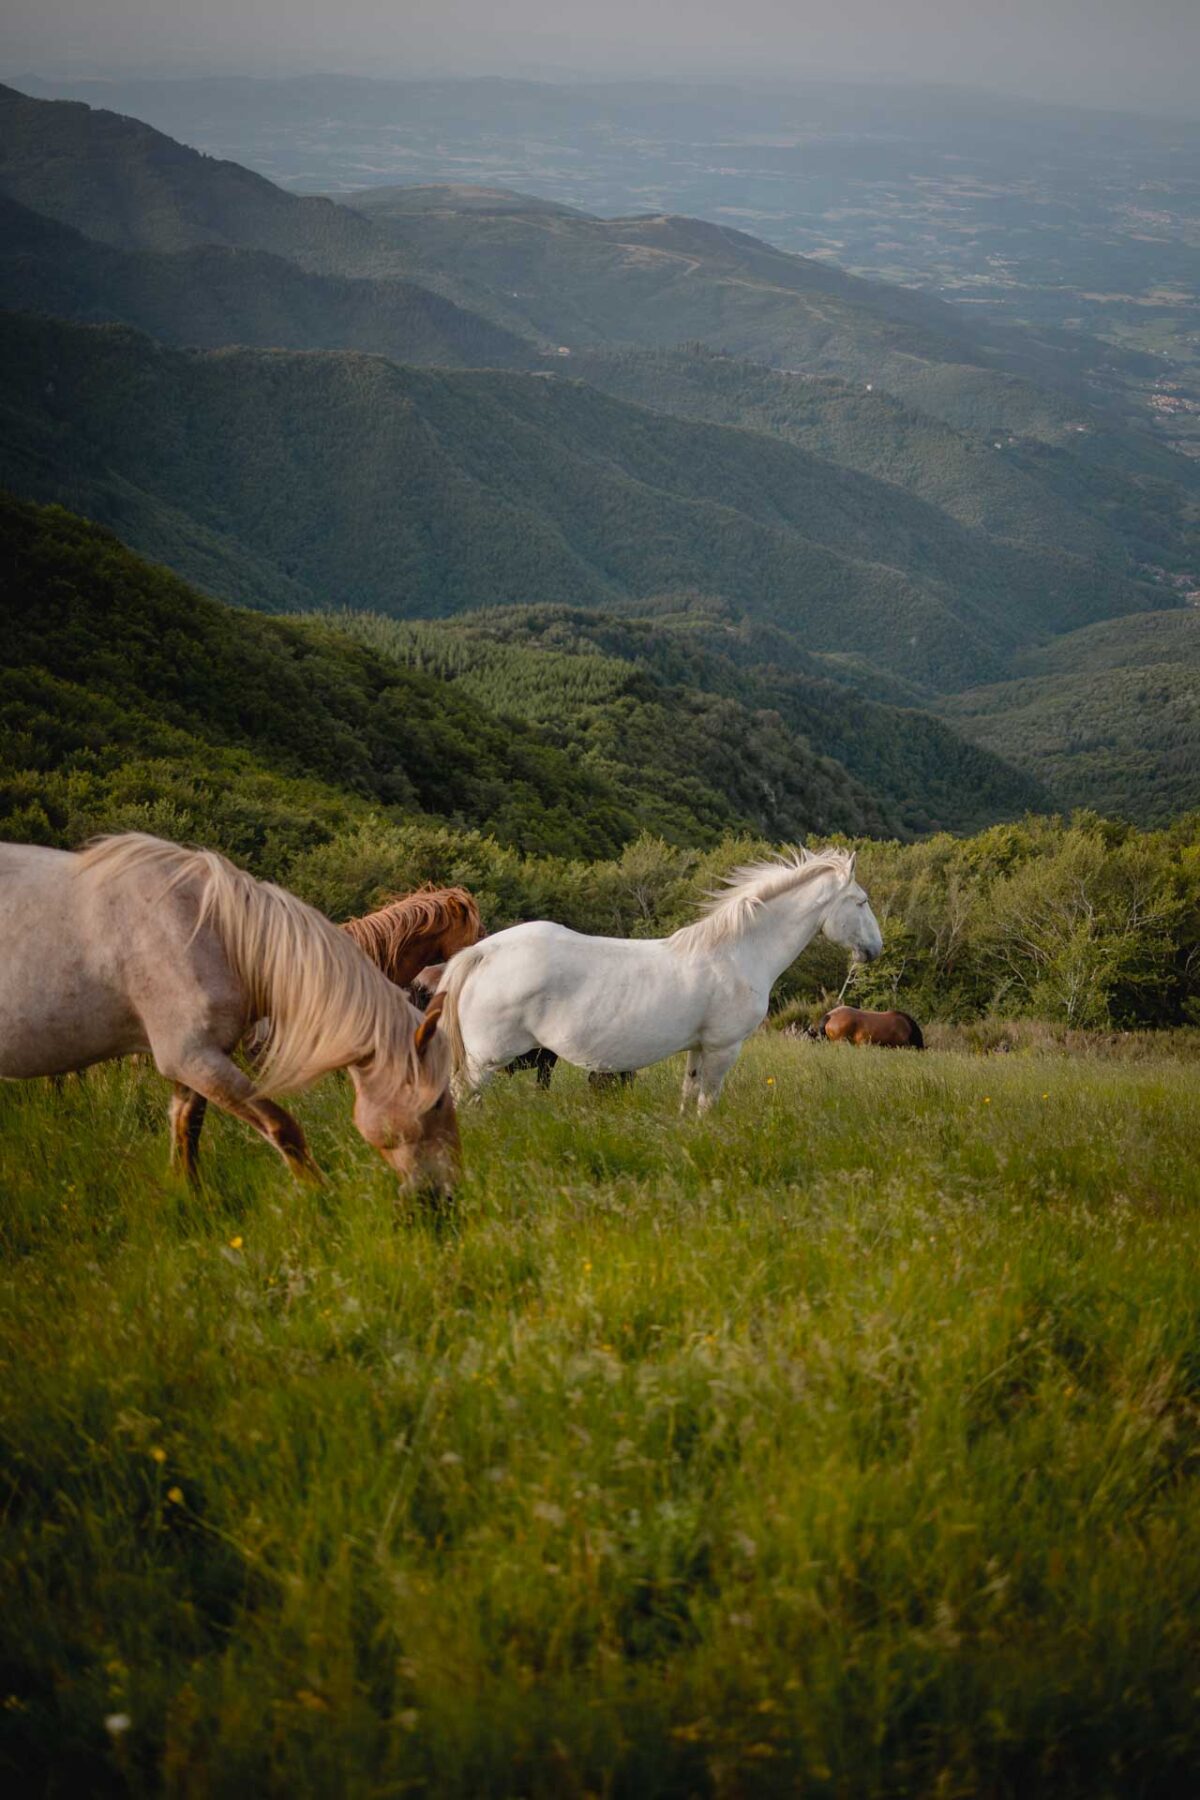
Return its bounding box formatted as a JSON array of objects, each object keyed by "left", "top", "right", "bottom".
[
  {"left": 940, "top": 609, "right": 1200, "bottom": 825},
  {"left": 0, "top": 82, "right": 397, "bottom": 276},
  {"left": 346, "top": 184, "right": 1155, "bottom": 437},
  {"left": 0, "top": 194, "right": 536, "bottom": 369},
  {"left": 3, "top": 492, "right": 952, "bottom": 860},
  {"left": 333, "top": 605, "right": 1049, "bottom": 838},
  {"left": 0, "top": 313, "right": 1155, "bottom": 691},
  {"left": 569, "top": 347, "right": 1200, "bottom": 574}
]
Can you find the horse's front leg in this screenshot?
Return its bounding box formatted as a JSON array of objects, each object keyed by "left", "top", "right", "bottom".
[
  {"left": 680, "top": 1049, "right": 702, "bottom": 1114},
  {"left": 696, "top": 1043, "right": 742, "bottom": 1115},
  {"left": 158, "top": 1046, "right": 321, "bottom": 1182}
]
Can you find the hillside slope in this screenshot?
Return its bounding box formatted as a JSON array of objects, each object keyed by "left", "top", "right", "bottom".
[
  {"left": 1, "top": 492, "right": 944, "bottom": 857},
  {"left": 0, "top": 84, "right": 1155, "bottom": 444},
  {"left": 348, "top": 186, "right": 1144, "bottom": 439},
  {"left": 336, "top": 604, "right": 1049, "bottom": 837},
  {"left": 941, "top": 609, "right": 1200, "bottom": 824},
  {"left": 0, "top": 314, "right": 1156, "bottom": 690},
  {"left": 570, "top": 347, "right": 1200, "bottom": 575},
  {"left": 0, "top": 82, "right": 402, "bottom": 277},
  {"left": 0, "top": 194, "right": 536, "bottom": 368}
]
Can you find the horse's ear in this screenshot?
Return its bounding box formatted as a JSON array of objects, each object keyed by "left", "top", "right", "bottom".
[
  {"left": 413, "top": 962, "right": 444, "bottom": 996},
  {"left": 847, "top": 851, "right": 857, "bottom": 881},
  {"left": 414, "top": 991, "right": 445, "bottom": 1058}
]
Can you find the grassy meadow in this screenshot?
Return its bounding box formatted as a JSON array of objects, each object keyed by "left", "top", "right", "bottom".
[{"left": 2, "top": 1036, "right": 1199, "bottom": 1796}]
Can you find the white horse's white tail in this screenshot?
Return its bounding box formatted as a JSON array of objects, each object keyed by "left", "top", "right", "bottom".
[
  {"left": 435, "top": 942, "right": 492, "bottom": 1074},
  {"left": 80, "top": 834, "right": 414, "bottom": 1097}
]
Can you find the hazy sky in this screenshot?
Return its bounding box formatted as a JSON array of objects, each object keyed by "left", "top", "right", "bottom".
[{"left": 3, "top": 0, "right": 1199, "bottom": 114}]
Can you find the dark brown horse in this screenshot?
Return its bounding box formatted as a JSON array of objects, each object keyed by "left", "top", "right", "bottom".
[{"left": 814, "top": 1005, "right": 925, "bottom": 1049}]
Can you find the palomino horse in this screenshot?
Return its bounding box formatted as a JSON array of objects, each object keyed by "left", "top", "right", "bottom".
[
  {"left": 0, "top": 836, "right": 459, "bottom": 1190},
  {"left": 816, "top": 1005, "right": 924, "bottom": 1049},
  {"left": 437, "top": 848, "right": 882, "bottom": 1111},
  {"left": 343, "top": 886, "right": 482, "bottom": 994}
]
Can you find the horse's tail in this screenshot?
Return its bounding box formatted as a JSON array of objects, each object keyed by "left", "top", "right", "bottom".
[
  {"left": 435, "top": 942, "right": 492, "bottom": 1075},
  {"left": 897, "top": 1012, "right": 925, "bottom": 1049},
  {"left": 815, "top": 1011, "right": 832, "bottom": 1039}
]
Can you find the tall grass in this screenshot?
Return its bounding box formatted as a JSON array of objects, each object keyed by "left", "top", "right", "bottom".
[{"left": 2, "top": 1040, "right": 1198, "bottom": 1796}]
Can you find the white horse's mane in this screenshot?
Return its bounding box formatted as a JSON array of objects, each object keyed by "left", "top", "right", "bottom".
[
  {"left": 669, "top": 846, "right": 855, "bottom": 954},
  {"left": 78, "top": 834, "right": 428, "bottom": 1097}
]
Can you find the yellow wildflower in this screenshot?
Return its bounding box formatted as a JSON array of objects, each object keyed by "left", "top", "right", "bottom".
[{"left": 166, "top": 1487, "right": 184, "bottom": 1506}]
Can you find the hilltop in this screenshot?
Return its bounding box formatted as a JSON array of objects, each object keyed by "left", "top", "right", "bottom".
[
  {"left": 0, "top": 82, "right": 398, "bottom": 276},
  {"left": 347, "top": 184, "right": 1148, "bottom": 439}
]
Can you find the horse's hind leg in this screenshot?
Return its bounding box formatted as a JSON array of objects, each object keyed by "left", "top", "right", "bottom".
[
  {"left": 680, "top": 1049, "right": 702, "bottom": 1114},
  {"left": 169, "top": 1084, "right": 208, "bottom": 1183},
  {"left": 158, "top": 1047, "right": 321, "bottom": 1182}
]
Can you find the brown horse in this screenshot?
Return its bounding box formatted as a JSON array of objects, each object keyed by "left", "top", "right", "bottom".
[
  {"left": 815, "top": 1005, "right": 925, "bottom": 1049},
  {"left": 343, "top": 886, "right": 483, "bottom": 993}
]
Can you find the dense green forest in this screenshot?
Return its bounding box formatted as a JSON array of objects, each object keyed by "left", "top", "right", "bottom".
[
  {"left": 337, "top": 605, "right": 1046, "bottom": 836},
  {"left": 572, "top": 346, "right": 1200, "bottom": 573},
  {"left": 0, "top": 313, "right": 1157, "bottom": 689}
]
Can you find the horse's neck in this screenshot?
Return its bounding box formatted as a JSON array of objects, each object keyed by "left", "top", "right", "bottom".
[{"left": 728, "top": 870, "right": 841, "bottom": 988}]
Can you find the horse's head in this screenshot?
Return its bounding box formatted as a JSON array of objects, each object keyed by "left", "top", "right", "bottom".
[
  {"left": 821, "top": 854, "right": 883, "bottom": 964},
  {"left": 348, "top": 993, "right": 460, "bottom": 1197}
]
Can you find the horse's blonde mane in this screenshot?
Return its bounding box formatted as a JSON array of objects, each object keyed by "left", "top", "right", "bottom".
[
  {"left": 343, "top": 886, "right": 481, "bottom": 979},
  {"left": 669, "top": 846, "right": 855, "bottom": 955},
  {"left": 79, "top": 834, "right": 422, "bottom": 1097}
]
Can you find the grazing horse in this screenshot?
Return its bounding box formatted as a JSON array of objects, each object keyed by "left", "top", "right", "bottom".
[
  {"left": 343, "top": 886, "right": 482, "bottom": 995},
  {"left": 0, "top": 835, "right": 459, "bottom": 1190},
  {"left": 437, "top": 848, "right": 882, "bottom": 1112},
  {"left": 817, "top": 1005, "right": 924, "bottom": 1049}
]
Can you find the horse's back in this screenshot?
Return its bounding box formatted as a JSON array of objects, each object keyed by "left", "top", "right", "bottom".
[
  {"left": 0, "top": 837, "right": 239, "bottom": 1080},
  {"left": 0, "top": 840, "right": 75, "bottom": 889}
]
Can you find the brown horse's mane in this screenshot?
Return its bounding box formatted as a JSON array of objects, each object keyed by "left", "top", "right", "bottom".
[{"left": 342, "top": 886, "right": 482, "bottom": 985}]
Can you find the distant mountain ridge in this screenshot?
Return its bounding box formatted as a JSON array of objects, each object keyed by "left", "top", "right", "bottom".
[
  {"left": 0, "top": 192, "right": 535, "bottom": 369},
  {"left": 0, "top": 312, "right": 1158, "bottom": 691},
  {"left": 0, "top": 82, "right": 395, "bottom": 274}
]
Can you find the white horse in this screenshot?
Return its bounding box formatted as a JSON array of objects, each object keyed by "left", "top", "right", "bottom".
[
  {"left": 0, "top": 835, "right": 458, "bottom": 1191},
  {"left": 437, "top": 848, "right": 882, "bottom": 1110}
]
